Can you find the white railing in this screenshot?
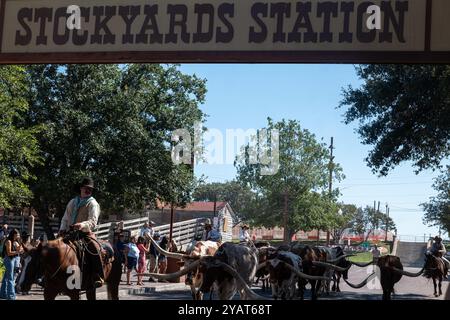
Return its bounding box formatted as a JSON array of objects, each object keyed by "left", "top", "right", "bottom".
[
  {"left": 93, "top": 217, "right": 205, "bottom": 250},
  {"left": 153, "top": 219, "right": 204, "bottom": 249},
  {"left": 397, "top": 234, "right": 449, "bottom": 243}
]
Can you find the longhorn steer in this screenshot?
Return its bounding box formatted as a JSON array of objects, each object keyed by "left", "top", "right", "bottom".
[
  {"left": 143, "top": 241, "right": 265, "bottom": 300},
  {"left": 145, "top": 237, "right": 220, "bottom": 300}
]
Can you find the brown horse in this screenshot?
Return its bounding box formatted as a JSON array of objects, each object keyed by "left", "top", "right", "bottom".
[
  {"left": 17, "top": 237, "right": 122, "bottom": 300},
  {"left": 423, "top": 253, "right": 448, "bottom": 297}
]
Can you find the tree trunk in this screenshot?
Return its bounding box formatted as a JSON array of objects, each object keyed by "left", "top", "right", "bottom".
[
  {"left": 287, "top": 229, "right": 296, "bottom": 243},
  {"left": 364, "top": 229, "right": 373, "bottom": 242},
  {"left": 33, "top": 197, "right": 56, "bottom": 240}
]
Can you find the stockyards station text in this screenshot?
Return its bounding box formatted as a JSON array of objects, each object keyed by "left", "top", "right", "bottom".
[
  {"left": 177, "top": 304, "right": 273, "bottom": 319},
  {"left": 6, "top": 0, "right": 414, "bottom": 52}
]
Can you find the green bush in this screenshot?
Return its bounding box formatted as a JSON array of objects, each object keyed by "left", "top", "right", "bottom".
[{"left": 0, "top": 257, "right": 4, "bottom": 282}]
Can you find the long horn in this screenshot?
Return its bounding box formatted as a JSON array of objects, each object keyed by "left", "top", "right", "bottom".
[
  {"left": 391, "top": 267, "right": 424, "bottom": 277},
  {"left": 214, "top": 262, "right": 270, "bottom": 300},
  {"left": 312, "top": 261, "right": 351, "bottom": 272},
  {"left": 350, "top": 261, "right": 374, "bottom": 268},
  {"left": 283, "top": 262, "right": 331, "bottom": 281},
  {"left": 343, "top": 272, "right": 376, "bottom": 289},
  {"left": 137, "top": 259, "right": 203, "bottom": 280},
  {"left": 148, "top": 235, "right": 191, "bottom": 260}
]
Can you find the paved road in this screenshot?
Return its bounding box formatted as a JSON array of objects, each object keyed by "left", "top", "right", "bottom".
[{"left": 14, "top": 266, "right": 449, "bottom": 300}]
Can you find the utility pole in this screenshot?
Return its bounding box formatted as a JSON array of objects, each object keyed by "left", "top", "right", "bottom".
[
  {"left": 169, "top": 202, "right": 174, "bottom": 244},
  {"left": 385, "top": 203, "right": 389, "bottom": 242},
  {"left": 213, "top": 193, "right": 217, "bottom": 218},
  {"left": 327, "top": 137, "right": 334, "bottom": 246}
]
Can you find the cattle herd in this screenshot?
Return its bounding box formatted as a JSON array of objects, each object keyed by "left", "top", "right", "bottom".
[{"left": 144, "top": 239, "right": 445, "bottom": 301}]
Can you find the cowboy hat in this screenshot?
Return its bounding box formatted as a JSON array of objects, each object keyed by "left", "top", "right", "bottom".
[
  {"left": 149, "top": 220, "right": 156, "bottom": 226},
  {"left": 241, "top": 224, "right": 250, "bottom": 229},
  {"left": 204, "top": 218, "right": 212, "bottom": 226},
  {"left": 78, "top": 177, "right": 95, "bottom": 190}
]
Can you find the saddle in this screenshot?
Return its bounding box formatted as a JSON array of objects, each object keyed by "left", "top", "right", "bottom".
[{"left": 63, "top": 231, "right": 114, "bottom": 270}]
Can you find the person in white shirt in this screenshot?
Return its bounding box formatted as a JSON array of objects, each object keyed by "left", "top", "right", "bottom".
[
  {"left": 239, "top": 224, "right": 251, "bottom": 242},
  {"left": 58, "top": 177, "right": 104, "bottom": 288},
  {"left": 140, "top": 221, "right": 155, "bottom": 242}
]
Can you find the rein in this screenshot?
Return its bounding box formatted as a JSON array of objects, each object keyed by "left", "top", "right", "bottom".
[{"left": 47, "top": 240, "right": 76, "bottom": 280}]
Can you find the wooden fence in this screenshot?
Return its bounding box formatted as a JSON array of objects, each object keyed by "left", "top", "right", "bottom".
[
  {"left": 94, "top": 217, "right": 205, "bottom": 249},
  {"left": 2, "top": 214, "right": 208, "bottom": 249}
]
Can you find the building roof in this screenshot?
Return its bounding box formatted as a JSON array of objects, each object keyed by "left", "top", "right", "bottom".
[{"left": 158, "top": 201, "right": 228, "bottom": 212}]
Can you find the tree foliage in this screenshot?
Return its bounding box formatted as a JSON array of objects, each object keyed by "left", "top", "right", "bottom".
[
  {"left": 235, "top": 118, "right": 344, "bottom": 239},
  {"left": 0, "top": 66, "right": 42, "bottom": 208},
  {"left": 23, "top": 64, "right": 206, "bottom": 233},
  {"left": 350, "top": 206, "right": 396, "bottom": 241},
  {"left": 331, "top": 203, "right": 358, "bottom": 243},
  {"left": 340, "top": 65, "right": 450, "bottom": 176},
  {"left": 422, "top": 166, "right": 450, "bottom": 235}
]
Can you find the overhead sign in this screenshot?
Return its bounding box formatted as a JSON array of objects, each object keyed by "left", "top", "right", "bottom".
[{"left": 0, "top": 0, "right": 449, "bottom": 63}]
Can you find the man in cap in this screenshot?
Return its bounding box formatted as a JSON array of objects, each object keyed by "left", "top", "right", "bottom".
[{"left": 59, "top": 177, "right": 105, "bottom": 288}]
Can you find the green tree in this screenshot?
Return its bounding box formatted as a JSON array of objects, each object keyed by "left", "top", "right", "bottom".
[
  {"left": 235, "top": 118, "right": 344, "bottom": 241},
  {"left": 340, "top": 65, "right": 450, "bottom": 176},
  {"left": 193, "top": 180, "right": 255, "bottom": 222},
  {"left": 422, "top": 166, "right": 450, "bottom": 235},
  {"left": 331, "top": 203, "right": 358, "bottom": 244},
  {"left": 24, "top": 64, "right": 206, "bottom": 237},
  {"left": 350, "top": 206, "right": 396, "bottom": 242},
  {"left": 0, "top": 65, "right": 42, "bottom": 209}
]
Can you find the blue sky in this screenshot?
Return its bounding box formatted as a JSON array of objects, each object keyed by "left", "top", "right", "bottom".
[{"left": 179, "top": 64, "right": 446, "bottom": 239}]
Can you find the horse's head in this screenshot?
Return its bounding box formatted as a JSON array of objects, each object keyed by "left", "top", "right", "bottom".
[{"left": 17, "top": 244, "right": 44, "bottom": 293}]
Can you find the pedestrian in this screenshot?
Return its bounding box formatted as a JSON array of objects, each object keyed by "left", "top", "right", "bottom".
[
  {"left": 239, "top": 224, "right": 251, "bottom": 242},
  {"left": 124, "top": 235, "right": 140, "bottom": 285},
  {"left": 202, "top": 219, "right": 222, "bottom": 242},
  {"left": 137, "top": 236, "right": 149, "bottom": 286},
  {"left": 115, "top": 234, "right": 127, "bottom": 273},
  {"left": 158, "top": 236, "right": 169, "bottom": 281},
  {"left": 140, "top": 221, "right": 156, "bottom": 243},
  {"left": 148, "top": 232, "right": 161, "bottom": 282},
  {"left": 0, "top": 224, "right": 8, "bottom": 240},
  {"left": 0, "top": 229, "right": 22, "bottom": 300}
]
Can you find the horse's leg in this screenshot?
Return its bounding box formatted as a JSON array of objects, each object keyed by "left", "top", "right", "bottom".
[
  {"left": 438, "top": 276, "right": 442, "bottom": 296},
  {"left": 68, "top": 290, "right": 80, "bottom": 300},
  {"left": 336, "top": 274, "right": 341, "bottom": 293},
  {"left": 311, "top": 280, "right": 318, "bottom": 300},
  {"left": 107, "top": 282, "right": 119, "bottom": 300},
  {"left": 86, "top": 288, "right": 96, "bottom": 300},
  {"left": 432, "top": 277, "right": 438, "bottom": 297},
  {"left": 43, "top": 289, "right": 58, "bottom": 300}
]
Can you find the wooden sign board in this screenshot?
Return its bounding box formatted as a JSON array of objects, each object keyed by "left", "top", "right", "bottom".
[{"left": 0, "top": 0, "right": 449, "bottom": 63}]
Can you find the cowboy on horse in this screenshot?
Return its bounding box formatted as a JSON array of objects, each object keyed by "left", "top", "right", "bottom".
[
  {"left": 58, "top": 177, "right": 105, "bottom": 288},
  {"left": 428, "top": 236, "right": 450, "bottom": 271}
]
